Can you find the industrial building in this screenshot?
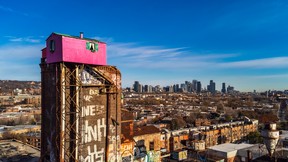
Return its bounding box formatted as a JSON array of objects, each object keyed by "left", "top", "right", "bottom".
[{"left": 40, "top": 32, "right": 121, "bottom": 162}]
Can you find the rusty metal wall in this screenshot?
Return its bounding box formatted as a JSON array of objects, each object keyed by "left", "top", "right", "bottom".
[{"left": 40, "top": 60, "right": 121, "bottom": 162}]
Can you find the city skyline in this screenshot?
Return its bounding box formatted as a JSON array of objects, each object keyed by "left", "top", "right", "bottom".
[
  {"left": 1, "top": 0, "right": 288, "bottom": 91},
  {"left": 130, "top": 80, "right": 236, "bottom": 93}
]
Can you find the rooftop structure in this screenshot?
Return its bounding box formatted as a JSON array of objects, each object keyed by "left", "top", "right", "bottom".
[
  {"left": 44, "top": 32, "right": 107, "bottom": 65},
  {"left": 207, "top": 143, "right": 254, "bottom": 162}
]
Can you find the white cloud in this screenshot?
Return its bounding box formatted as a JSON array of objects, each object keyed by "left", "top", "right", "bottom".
[
  {"left": 5, "top": 36, "right": 41, "bottom": 43},
  {"left": 107, "top": 42, "right": 237, "bottom": 69},
  {"left": 107, "top": 41, "right": 288, "bottom": 72},
  {"left": 219, "top": 57, "right": 288, "bottom": 68},
  {"left": 0, "top": 37, "right": 286, "bottom": 85}
]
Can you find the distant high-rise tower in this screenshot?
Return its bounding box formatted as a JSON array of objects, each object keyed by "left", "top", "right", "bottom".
[
  {"left": 173, "top": 84, "right": 178, "bottom": 93},
  {"left": 278, "top": 99, "right": 288, "bottom": 122},
  {"left": 40, "top": 32, "right": 121, "bottom": 162},
  {"left": 148, "top": 85, "right": 153, "bottom": 93},
  {"left": 221, "top": 83, "right": 226, "bottom": 93},
  {"left": 208, "top": 80, "right": 216, "bottom": 94},
  {"left": 133, "top": 81, "right": 140, "bottom": 92},
  {"left": 192, "top": 80, "right": 198, "bottom": 92},
  {"left": 144, "top": 85, "right": 148, "bottom": 92},
  {"left": 227, "top": 85, "right": 234, "bottom": 93},
  {"left": 196, "top": 81, "right": 202, "bottom": 93}
]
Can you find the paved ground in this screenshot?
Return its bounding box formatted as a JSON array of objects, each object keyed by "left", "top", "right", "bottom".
[{"left": 0, "top": 140, "right": 40, "bottom": 162}]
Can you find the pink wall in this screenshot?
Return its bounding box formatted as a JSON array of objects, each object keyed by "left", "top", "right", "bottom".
[
  {"left": 46, "top": 34, "right": 63, "bottom": 63},
  {"left": 46, "top": 33, "right": 107, "bottom": 65},
  {"left": 41, "top": 48, "right": 47, "bottom": 58}
]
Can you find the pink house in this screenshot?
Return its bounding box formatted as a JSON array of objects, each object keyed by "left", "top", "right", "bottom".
[{"left": 43, "top": 32, "right": 107, "bottom": 65}]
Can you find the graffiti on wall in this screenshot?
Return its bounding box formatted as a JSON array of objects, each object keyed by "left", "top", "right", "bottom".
[
  {"left": 81, "top": 69, "right": 102, "bottom": 85},
  {"left": 79, "top": 87, "right": 106, "bottom": 162},
  {"left": 78, "top": 67, "right": 120, "bottom": 162},
  {"left": 147, "top": 151, "right": 161, "bottom": 162}
]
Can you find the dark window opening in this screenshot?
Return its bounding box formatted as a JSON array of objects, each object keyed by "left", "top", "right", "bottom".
[
  {"left": 50, "top": 40, "right": 55, "bottom": 52},
  {"left": 149, "top": 141, "right": 154, "bottom": 151}
]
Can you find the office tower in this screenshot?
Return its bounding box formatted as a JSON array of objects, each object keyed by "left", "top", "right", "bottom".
[
  {"left": 155, "top": 85, "right": 162, "bottom": 92},
  {"left": 196, "top": 81, "right": 202, "bottom": 93},
  {"left": 148, "top": 85, "right": 153, "bottom": 93},
  {"left": 163, "top": 86, "right": 169, "bottom": 92},
  {"left": 181, "top": 83, "right": 187, "bottom": 92},
  {"left": 188, "top": 85, "right": 193, "bottom": 92},
  {"left": 185, "top": 81, "right": 192, "bottom": 92},
  {"left": 40, "top": 33, "right": 121, "bottom": 162},
  {"left": 176, "top": 84, "right": 180, "bottom": 92},
  {"left": 227, "top": 85, "right": 234, "bottom": 93},
  {"left": 209, "top": 80, "right": 216, "bottom": 94},
  {"left": 185, "top": 81, "right": 191, "bottom": 92},
  {"left": 144, "top": 85, "right": 148, "bottom": 92},
  {"left": 138, "top": 84, "right": 143, "bottom": 93},
  {"left": 207, "top": 85, "right": 211, "bottom": 92},
  {"left": 221, "top": 83, "right": 226, "bottom": 93},
  {"left": 134, "top": 81, "right": 140, "bottom": 92},
  {"left": 173, "top": 84, "right": 177, "bottom": 93},
  {"left": 192, "top": 80, "right": 198, "bottom": 92},
  {"left": 169, "top": 85, "right": 174, "bottom": 92}
]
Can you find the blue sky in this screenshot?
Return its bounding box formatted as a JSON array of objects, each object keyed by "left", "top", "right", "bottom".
[{"left": 1, "top": 0, "right": 288, "bottom": 92}]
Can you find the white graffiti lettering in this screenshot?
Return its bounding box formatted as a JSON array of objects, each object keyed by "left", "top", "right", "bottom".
[
  {"left": 110, "top": 124, "right": 115, "bottom": 134},
  {"left": 82, "top": 118, "right": 106, "bottom": 143},
  {"left": 81, "top": 105, "right": 105, "bottom": 117},
  {"left": 108, "top": 135, "right": 120, "bottom": 142},
  {"left": 83, "top": 95, "right": 93, "bottom": 102},
  {"left": 80, "top": 144, "right": 104, "bottom": 162},
  {"left": 89, "top": 89, "right": 99, "bottom": 96}
]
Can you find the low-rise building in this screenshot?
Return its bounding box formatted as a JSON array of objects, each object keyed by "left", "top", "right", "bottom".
[{"left": 133, "top": 126, "right": 161, "bottom": 162}]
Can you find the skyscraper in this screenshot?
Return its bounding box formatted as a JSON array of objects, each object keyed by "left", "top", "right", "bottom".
[
  {"left": 221, "top": 82, "right": 226, "bottom": 93},
  {"left": 133, "top": 81, "right": 140, "bottom": 92},
  {"left": 148, "top": 85, "right": 153, "bottom": 93},
  {"left": 192, "top": 80, "right": 198, "bottom": 92},
  {"left": 209, "top": 80, "right": 216, "bottom": 94},
  {"left": 227, "top": 85, "right": 234, "bottom": 93},
  {"left": 196, "top": 81, "right": 202, "bottom": 93}
]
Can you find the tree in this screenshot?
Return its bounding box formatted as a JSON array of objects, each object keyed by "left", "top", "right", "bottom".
[
  {"left": 258, "top": 114, "right": 278, "bottom": 123},
  {"left": 171, "top": 117, "right": 187, "bottom": 130},
  {"left": 184, "top": 114, "right": 196, "bottom": 125},
  {"left": 224, "top": 115, "right": 233, "bottom": 122},
  {"left": 216, "top": 103, "right": 224, "bottom": 113},
  {"left": 246, "top": 131, "right": 263, "bottom": 144}
]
